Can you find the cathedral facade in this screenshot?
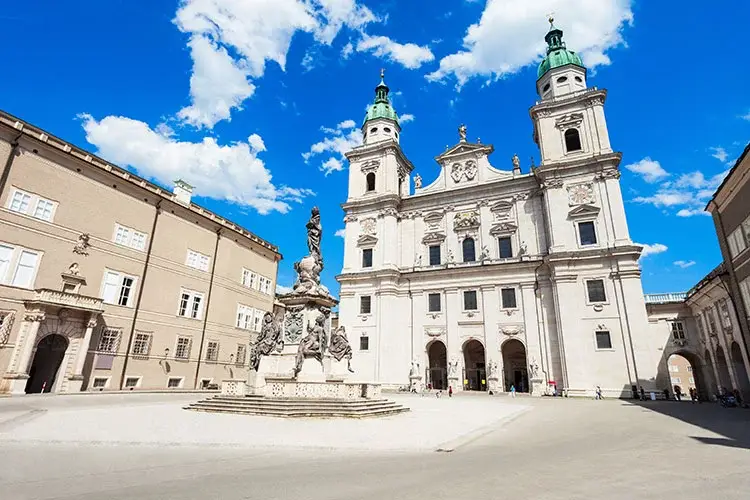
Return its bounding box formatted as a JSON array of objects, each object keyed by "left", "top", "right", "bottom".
[{"left": 336, "top": 23, "right": 655, "bottom": 397}]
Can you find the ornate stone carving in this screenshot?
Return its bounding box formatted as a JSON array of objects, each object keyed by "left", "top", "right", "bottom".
[
  {"left": 479, "top": 246, "right": 490, "bottom": 262},
  {"left": 422, "top": 232, "right": 446, "bottom": 245},
  {"left": 447, "top": 250, "right": 455, "bottom": 263},
  {"left": 87, "top": 316, "right": 98, "bottom": 329},
  {"left": 360, "top": 218, "right": 376, "bottom": 235},
  {"left": 448, "top": 357, "right": 459, "bottom": 378},
  {"left": 329, "top": 326, "right": 354, "bottom": 372},
  {"left": 567, "top": 182, "right": 596, "bottom": 206},
  {"left": 490, "top": 221, "right": 518, "bottom": 236},
  {"left": 284, "top": 307, "right": 304, "bottom": 343},
  {"left": 512, "top": 154, "right": 520, "bottom": 170},
  {"left": 596, "top": 169, "right": 621, "bottom": 180},
  {"left": 378, "top": 207, "right": 398, "bottom": 218},
  {"left": 68, "top": 262, "right": 80, "bottom": 275},
  {"left": 500, "top": 324, "right": 524, "bottom": 337},
  {"left": 519, "top": 241, "right": 528, "bottom": 257},
  {"left": 410, "top": 359, "right": 420, "bottom": 377},
  {"left": 458, "top": 124, "right": 467, "bottom": 142},
  {"left": 450, "top": 160, "right": 478, "bottom": 183},
  {"left": 343, "top": 214, "right": 358, "bottom": 223},
  {"left": 0, "top": 311, "right": 15, "bottom": 344},
  {"left": 512, "top": 192, "right": 530, "bottom": 202},
  {"left": 541, "top": 178, "right": 564, "bottom": 190},
  {"left": 490, "top": 200, "right": 513, "bottom": 221},
  {"left": 24, "top": 312, "right": 45, "bottom": 323},
  {"left": 250, "top": 312, "right": 284, "bottom": 371},
  {"left": 587, "top": 96, "right": 605, "bottom": 107},
  {"left": 529, "top": 358, "right": 540, "bottom": 378},
  {"left": 453, "top": 211, "right": 480, "bottom": 231},
  {"left": 414, "top": 173, "right": 422, "bottom": 189},
  {"left": 476, "top": 199, "right": 491, "bottom": 208},
  {"left": 360, "top": 159, "right": 380, "bottom": 174},
  {"left": 425, "top": 327, "right": 445, "bottom": 337},
  {"left": 293, "top": 312, "right": 327, "bottom": 378},
  {"left": 487, "top": 359, "right": 499, "bottom": 379},
  {"left": 423, "top": 211, "right": 444, "bottom": 231},
  {"left": 73, "top": 233, "right": 90, "bottom": 255},
  {"left": 554, "top": 112, "right": 584, "bottom": 130}
]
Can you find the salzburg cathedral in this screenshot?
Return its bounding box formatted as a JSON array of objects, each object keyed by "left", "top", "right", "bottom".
[{"left": 336, "top": 22, "right": 657, "bottom": 397}]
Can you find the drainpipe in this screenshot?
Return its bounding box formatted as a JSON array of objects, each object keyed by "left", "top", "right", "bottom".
[
  {"left": 119, "top": 200, "right": 162, "bottom": 389},
  {"left": 193, "top": 228, "right": 222, "bottom": 389},
  {"left": 0, "top": 131, "right": 24, "bottom": 200}
]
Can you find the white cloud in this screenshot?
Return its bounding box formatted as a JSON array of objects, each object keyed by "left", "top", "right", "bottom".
[
  {"left": 303, "top": 118, "right": 362, "bottom": 175},
  {"left": 341, "top": 41, "right": 354, "bottom": 59},
  {"left": 79, "top": 113, "right": 313, "bottom": 214},
  {"left": 710, "top": 147, "right": 728, "bottom": 163},
  {"left": 741, "top": 110, "right": 750, "bottom": 121},
  {"left": 426, "top": 0, "right": 634, "bottom": 86},
  {"left": 276, "top": 284, "right": 293, "bottom": 294},
  {"left": 356, "top": 34, "right": 435, "bottom": 69},
  {"left": 632, "top": 191, "right": 694, "bottom": 208},
  {"left": 637, "top": 243, "right": 668, "bottom": 258},
  {"left": 400, "top": 113, "right": 415, "bottom": 123},
  {"left": 334, "top": 228, "right": 346, "bottom": 238},
  {"left": 623, "top": 157, "right": 669, "bottom": 183},
  {"left": 174, "top": 0, "right": 378, "bottom": 128},
  {"left": 301, "top": 50, "right": 317, "bottom": 72},
  {"left": 674, "top": 260, "right": 696, "bottom": 269},
  {"left": 676, "top": 208, "right": 710, "bottom": 218}
]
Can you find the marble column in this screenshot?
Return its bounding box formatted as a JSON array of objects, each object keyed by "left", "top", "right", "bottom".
[
  {"left": 4, "top": 311, "right": 45, "bottom": 395},
  {"left": 68, "top": 315, "right": 98, "bottom": 392}
]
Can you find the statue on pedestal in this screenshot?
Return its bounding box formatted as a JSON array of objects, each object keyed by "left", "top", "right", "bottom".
[
  {"left": 448, "top": 357, "right": 459, "bottom": 378},
  {"left": 291, "top": 207, "right": 332, "bottom": 297},
  {"left": 249, "top": 312, "right": 284, "bottom": 371},
  {"left": 293, "top": 313, "right": 327, "bottom": 378},
  {"left": 329, "top": 326, "right": 354, "bottom": 373}
]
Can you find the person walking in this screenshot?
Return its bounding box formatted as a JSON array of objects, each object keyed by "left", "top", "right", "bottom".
[
  {"left": 448, "top": 385, "right": 453, "bottom": 398},
  {"left": 510, "top": 384, "right": 516, "bottom": 398},
  {"left": 595, "top": 386, "right": 603, "bottom": 400}
]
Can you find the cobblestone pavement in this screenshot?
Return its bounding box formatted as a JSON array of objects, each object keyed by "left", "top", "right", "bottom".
[{"left": 0, "top": 393, "right": 748, "bottom": 500}]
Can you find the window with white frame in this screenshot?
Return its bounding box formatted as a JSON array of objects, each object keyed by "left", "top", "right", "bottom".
[
  {"left": 727, "top": 226, "right": 747, "bottom": 259},
  {"left": 205, "top": 341, "right": 219, "bottom": 362},
  {"left": 97, "top": 328, "right": 121, "bottom": 353},
  {"left": 669, "top": 364, "right": 679, "bottom": 373},
  {"left": 670, "top": 321, "right": 685, "bottom": 340},
  {"left": 0, "top": 244, "right": 42, "bottom": 289},
  {"left": 595, "top": 330, "right": 612, "bottom": 349},
  {"left": 463, "top": 290, "right": 478, "bottom": 311},
  {"left": 178, "top": 289, "right": 204, "bottom": 319},
  {"left": 186, "top": 249, "right": 210, "bottom": 271},
  {"left": 586, "top": 279, "right": 607, "bottom": 303},
  {"left": 167, "top": 377, "right": 183, "bottom": 388},
  {"left": 236, "top": 344, "right": 247, "bottom": 366},
  {"left": 739, "top": 278, "right": 750, "bottom": 316},
  {"left": 174, "top": 336, "right": 192, "bottom": 359},
  {"left": 689, "top": 377, "right": 695, "bottom": 384},
  {"left": 242, "top": 268, "right": 258, "bottom": 289},
  {"left": 124, "top": 377, "right": 141, "bottom": 389},
  {"left": 501, "top": 288, "right": 517, "bottom": 309},
  {"left": 132, "top": 331, "right": 152, "bottom": 357},
  {"left": 578, "top": 221, "right": 598, "bottom": 246},
  {"left": 113, "top": 223, "right": 147, "bottom": 251},
  {"left": 687, "top": 365, "right": 693, "bottom": 372},
  {"left": 428, "top": 293, "right": 441, "bottom": 312},
  {"left": 252, "top": 309, "right": 264, "bottom": 332},
  {"left": 92, "top": 377, "right": 109, "bottom": 389},
  {"left": 258, "top": 276, "right": 272, "bottom": 295},
  {"left": 101, "top": 270, "right": 137, "bottom": 307},
  {"left": 7, "top": 187, "right": 57, "bottom": 222},
  {"left": 236, "top": 304, "right": 254, "bottom": 330},
  {"left": 670, "top": 377, "right": 681, "bottom": 385}
]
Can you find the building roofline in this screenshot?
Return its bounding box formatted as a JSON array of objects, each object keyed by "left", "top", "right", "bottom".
[
  {"left": 0, "top": 109, "right": 282, "bottom": 258},
  {"left": 706, "top": 141, "right": 750, "bottom": 212},
  {"left": 686, "top": 262, "right": 726, "bottom": 299}
]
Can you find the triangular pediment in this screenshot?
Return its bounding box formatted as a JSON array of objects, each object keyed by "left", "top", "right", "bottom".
[
  {"left": 567, "top": 204, "right": 600, "bottom": 219},
  {"left": 422, "top": 232, "right": 446, "bottom": 244},
  {"left": 423, "top": 211, "right": 444, "bottom": 223},
  {"left": 436, "top": 142, "right": 494, "bottom": 162},
  {"left": 489, "top": 222, "right": 518, "bottom": 236},
  {"left": 357, "top": 234, "right": 378, "bottom": 247}
]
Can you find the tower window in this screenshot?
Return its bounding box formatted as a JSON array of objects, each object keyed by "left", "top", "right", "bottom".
[
  {"left": 462, "top": 237, "right": 476, "bottom": 263},
  {"left": 384, "top": 127, "right": 391, "bottom": 133},
  {"left": 370, "top": 127, "right": 377, "bottom": 134},
  {"left": 362, "top": 248, "right": 373, "bottom": 268},
  {"left": 564, "top": 128, "right": 582, "bottom": 152},
  {"left": 557, "top": 76, "right": 568, "bottom": 83},
  {"left": 366, "top": 172, "right": 376, "bottom": 192},
  {"left": 543, "top": 83, "right": 551, "bottom": 92},
  {"left": 575, "top": 76, "right": 583, "bottom": 82}
]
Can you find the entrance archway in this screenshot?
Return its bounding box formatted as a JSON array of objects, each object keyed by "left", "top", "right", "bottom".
[
  {"left": 463, "top": 339, "right": 486, "bottom": 391},
  {"left": 502, "top": 339, "right": 528, "bottom": 392},
  {"left": 714, "top": 346, "right": 733, "bottom": 395},
  {"left": 427, "top": 341, "right": 447, "bottom": 390},
  {"left": 730, "top": 342, "right": 750, "bottom": 400},
  {"left": 667, "top": 352, "right": 707, "bottom": 400},
  {"left": 26, "top": 334, "right": 68, "bottom": 394}
]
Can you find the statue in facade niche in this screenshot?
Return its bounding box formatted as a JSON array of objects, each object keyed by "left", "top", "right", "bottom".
[
  {"left": 519, "top": 241, "right": 528, "bottom": 257},
  {"left": 328, "top": 326, "right": 354, "bottom": 373},
  {"left": 529, "top": 358, "right": 540, "bottom": 378},
  {"left": 479, "top": 246, "right": 490, "bottom": 262},
  {"left": 293, "top": 313, "right": 327, "bottom": 378},
  {"left": 410, "top": 359, "right": 420, "bottom": 377},
  {"left": 414, "top": 173, "right": 422, "bottom": 189},
  {"left": 448, "top": 357, "right": 459, "bottom": 378},
  {"left": 249, "top": 312, "right": 284, "bottom": 371},
  {"left": 447, "top": 250, "right": 455, "bottom": 264},
  {"left": 488, "top": 359, "right": 499, "bottom": 378}
]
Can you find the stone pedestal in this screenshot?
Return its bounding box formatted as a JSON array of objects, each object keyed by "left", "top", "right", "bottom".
[
  {"left": 222, "top": 378, "right": 249, "bottom": 396},
  {"left": 409, "top": 374, "right": 423, "bottom": 392},
  {"left": 530, "top": 377, "right": 546, "bottom": 397},
  {"left": 448, "top": 376, "right": 460, "bottom": 392},
  {"left": 487, "top": 376, "right": 501, "bottom": 394}
]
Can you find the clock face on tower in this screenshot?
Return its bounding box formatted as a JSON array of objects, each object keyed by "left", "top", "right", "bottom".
[{"left": 567, "top": 183, "right": 595, "bottom": 206}]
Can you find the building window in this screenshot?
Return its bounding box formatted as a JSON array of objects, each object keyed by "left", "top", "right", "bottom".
[
  {"left": 464, "top": 290, "right": 478, "bottom": 311},
  {"left": 174, "top": 336, "right": 192, "bottom": 360},
  {"left": 97, "top": 328, "right": 121, "bottom": 353},
  {"left": 186, "top": 250, "right": 210, "bottom": 272},
  {"left": 671, "top": 321, "right": 686, "bottom": 340},
  {"left": 669, "top": 364, "right": 679, "bottom": 373},
  {"left": 595, "top": 330, "right": 612, "bottom": 349},
  {"left": 428, "top": 293, "right": 441, "bottom": 312},
  {"left": 564, "top": 128, "right": 582, "bottom": 152},
  {"left": 7, "top": 187, "right": 57, "bottom": 222},
  {"left": 113, "top": 223, "right": 147, "bottom": 251},
  {"left": 178, "top": 289, "right": 204, "bottom": 319},
  {"left": 258, "top": 276, "right": 273, "bottom": 295},
  {"left": 360, "top": 295, "right": 372, "bottom": 314},
  {"left": 362, "top": 248, "right": 373, "bottom": 268},
  {"left": 124, "top": 377, "right": 140, "bottom": 389},
  {"left": 462, "top": 237, "right": 476, "bottom": 262},
  {"left": 241, "top": 268, "right": 257, "bottom": 289},
  {"left": 727, "top": 226, "right": 747, "bottom": 258},
  {"left": 0, "top": 244, "right": 40, "bottom": 289},
  {"left": 687, "top": 365, "right": 693, "bottom": 372},
  {"left": 205, "top": 341, "right": 219, "bottom": 362},
  {"left": 578, "top": 221, "right": 597, "bottom": 246},
  {"left": 101, "top": 270, "right": 137, "bottom": 307},
  {"left": 167, "top": 377, "right": 183, "bottom": 389},
  {"left": 92, "top": 377, "right": 109, "bottom": 389},
  {"left": 252, "top": 309, "right": 263, "bottom": 332},
  {"left": 360, "top": 336, "right": 369, "bottom": 351},
  {"left": 740, "top": 278, "right": 750, "bottom": 315},
  {"left": 366, "top": 172, "right": 376, "bottom": 192},
  {"left": 236, "top": 344, "right": 247, "bottom": 366},
  {"left": 670, "top": 377, "right": 681, "bottom": 385},
  {"left": 429, "top": 245, "right": 441, "bottom": 266},
  {"left": 498, "top": 237, "right": 513, "bottom": 258},
  {"left": 719, "top": 299, "right": 732, "bottom": 328},
  {"left": 132, "top": 331, "right": 152, "bottom": 357},
  {"left": 501, "top": 288, "right": 517, "bottom": 309},
  {"left": 236, "top": 304, "right": 254, "bottom": 330},
  {"left": 586, "top": 279, "right": 607, "bottom": 303},
  {"left": 706, "top": 310, "right": 718, "bottom": 336}
]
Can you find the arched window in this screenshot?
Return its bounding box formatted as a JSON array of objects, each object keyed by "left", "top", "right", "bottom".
[
  {"left": 384, "top": 127, "right": 391, "bottom": 133},
  {"left": 557, "top": 76, "right": 568, "bottom": 83},
  {"left": 366, "top": 172, "right": 376, "bottom": 192},
  {"left": 564, "top": 128, "right": 582, "bottom": 152},
  {"left": 462, "top": 237, "right": 476, "bottom": 262}
]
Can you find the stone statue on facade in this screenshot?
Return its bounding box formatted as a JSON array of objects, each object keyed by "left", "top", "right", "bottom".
[
  {"left": 329, "top": 326, "right": 354, "bottom": 373},
  {"left": 249, "top": 312, "right": 284, "bottom": 371},
  {"left": 292, "top": 313, "right": 327, "bottom": 378},
  {"left": 291, "top": 207, "right": 332, "bottom": 297},
  {"left": 415, "top": 253, "right": 422, "bottom": 267},
  {"left": 306, "top": 206, "right": 322, "bottom": 267},
  {"left": 488, "top": 359, "right": 499, "bottom": 378},
  {"left": 458, "top": 124, "right": 467, "bottom": 142},
  {"left": 479, "top": 245, "right": 490, "bottom": 262},
  {"left": 410, "top": 359, "right": 420, "bottom": 377},
  {"left": 512, "top": 154, "right": 520, "bottom": 171},
  {"left": 414, "top": 173, "right": 422, "bottom": 189},
  {"left": 448, "top": 357, "right": 459, "bottom": 378},
  {"left": 447, "top": 250, "right": 455, "bottom": 264},
  {"left": 73, "top": 233, "right": 90, "bottom": 255},
  {"left": 529, "top": 358, "right": 540, "bottom": 378},
  {"left": 519, "top": 241, "right": 528, "bottom": 257}
]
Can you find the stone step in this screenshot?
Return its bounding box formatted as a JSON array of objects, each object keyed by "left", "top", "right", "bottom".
[
  {"left": 186, "top": 405, "right": 409, "bottom": 418},
  {"left": 184, "top": 396, "right": 409, "bottom": 418},
  {"left": 206, "top": 397, "right": 399, "bottom": 408},
  {"left": 187, "top": 402, "right": 402, "bottom": 414}
]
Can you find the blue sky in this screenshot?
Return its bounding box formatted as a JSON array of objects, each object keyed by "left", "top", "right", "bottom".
[{"left": 2, "top": 0, "right": 748, "bottom": 295}]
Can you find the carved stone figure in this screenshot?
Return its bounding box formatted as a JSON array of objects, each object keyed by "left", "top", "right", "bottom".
[
  {"left": 73, "top": 233, "right": 90, "bottom": 255},
  {"left": 306, "top": 206, "right": 323, "bottom": 265},
  {"left": 488, "top": 359, "right": 499, "bottom": 379},
  {"left": 293, "top": 313, "right": 327, "bottom": 378},
  {"left": 409, "top": 358, "right": 420, "bottom": 377},
  {"left": 479, "top": 245, "right": 490, "bottom": 262},
  {"left": 68, "top": 262, "right": 80, "bottom": 275},
  {"left": 519, "top": 241, "right": 528, "bottom": 256},
  {"left": 458, "top": 124, "right": 467, "bottom": 141},
  {"left": 448, "top": 357, "right": 459, "bottom": 378},
  {"left": 529, "top": 358, "right": 540, "bottom": 378},
  {"left": 329, "top": 326, "right": 354, "bottom": 373},
  {"left": 414, "top": 173, "right": 422, "bottom": 189},
  {"left": 567, "top": 183, "right": 595, "bottom": 206},
  {"left": 360, "top": 218, "right": 376, "bottom": 235},
  {"left": 447, "top": 250, "right": 455, "bottom": 263},
  {"left": 453, "top": 211, "right": 480, "bottom": 230},
  {"left": 249, "top": 312, "right": 284, "bottom": 371},
  {"left": 284, "top": 308, "right": 304, "bottom": 343},
  {"left": 292, "top": 207, "right": 331, "bottom": 297},
  {"left": 415, "top": 254, "right": 422, "bottom": 267},
  {"left": 512, "top": 154, "right": 520, "bottom": 170}
]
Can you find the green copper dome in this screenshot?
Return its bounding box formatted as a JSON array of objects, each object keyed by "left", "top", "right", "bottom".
[
  {"left": 537, "top": 21, "right": 585, "bottom": 79},
  {"left": 363, "top": 71, "right": 399, "bottom": 127}
]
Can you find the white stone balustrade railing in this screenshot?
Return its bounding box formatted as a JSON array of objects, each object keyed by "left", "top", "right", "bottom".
[
  {"left": 32, "top": 289, "right": 105, "bottom": 312},
  {"left": 644, "top": 293, "right": 687, "bottom": 304}
]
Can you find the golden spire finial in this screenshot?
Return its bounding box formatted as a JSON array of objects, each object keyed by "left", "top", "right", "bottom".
[
  {"left": 547, "top": 12, "right": 555, "bottom": 26},
  {"left": 380, "top": 68, "right": 385, "bottom": 80}
]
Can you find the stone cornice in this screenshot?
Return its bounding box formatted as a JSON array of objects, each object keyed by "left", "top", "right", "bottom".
[
  {"left": 534, "top": 152, "right": 623, "bottom": 178},
  {"left": 529, "top": 88, "right": 608, "bottom": 119},
  {"left": 341, "top": 193, "right": 401, "bottom": 212},
  {"left": 545, "top": 245, "right": 642, "bottom": 263},
  {"left": 345, "top": 140, "right": 415, "bottom": 173}
]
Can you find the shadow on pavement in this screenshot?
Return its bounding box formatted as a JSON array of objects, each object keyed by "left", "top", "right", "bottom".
[{"left": 627, "top": 399, "right": 750, "bottom": 450}]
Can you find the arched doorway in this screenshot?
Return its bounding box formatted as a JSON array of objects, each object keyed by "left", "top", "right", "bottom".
[
  {"left": 502, "top": 339, "right": 528, "bottom": 392},
  {"left": 26, "top": 334, "right": 68, "bottom": 394},
  {"left": 463, "top": 339, "right": 486, "bottom": 391},
  {"left": 667, "top": 352, "right": 707, "bottom": 400},
  {"left": 714, "top": 346, "right": 733, "bottom": 395},
  {"left": 730, "top": 342, "right": 750, "bottom": 400},
  {"left": 427, "top": 341, "right": 447, "bottom": 390}
]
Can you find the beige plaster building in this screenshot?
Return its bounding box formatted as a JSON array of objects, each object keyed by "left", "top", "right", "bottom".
[{"left": 0, "top": 110, "right": 281, "bottom": 395}]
